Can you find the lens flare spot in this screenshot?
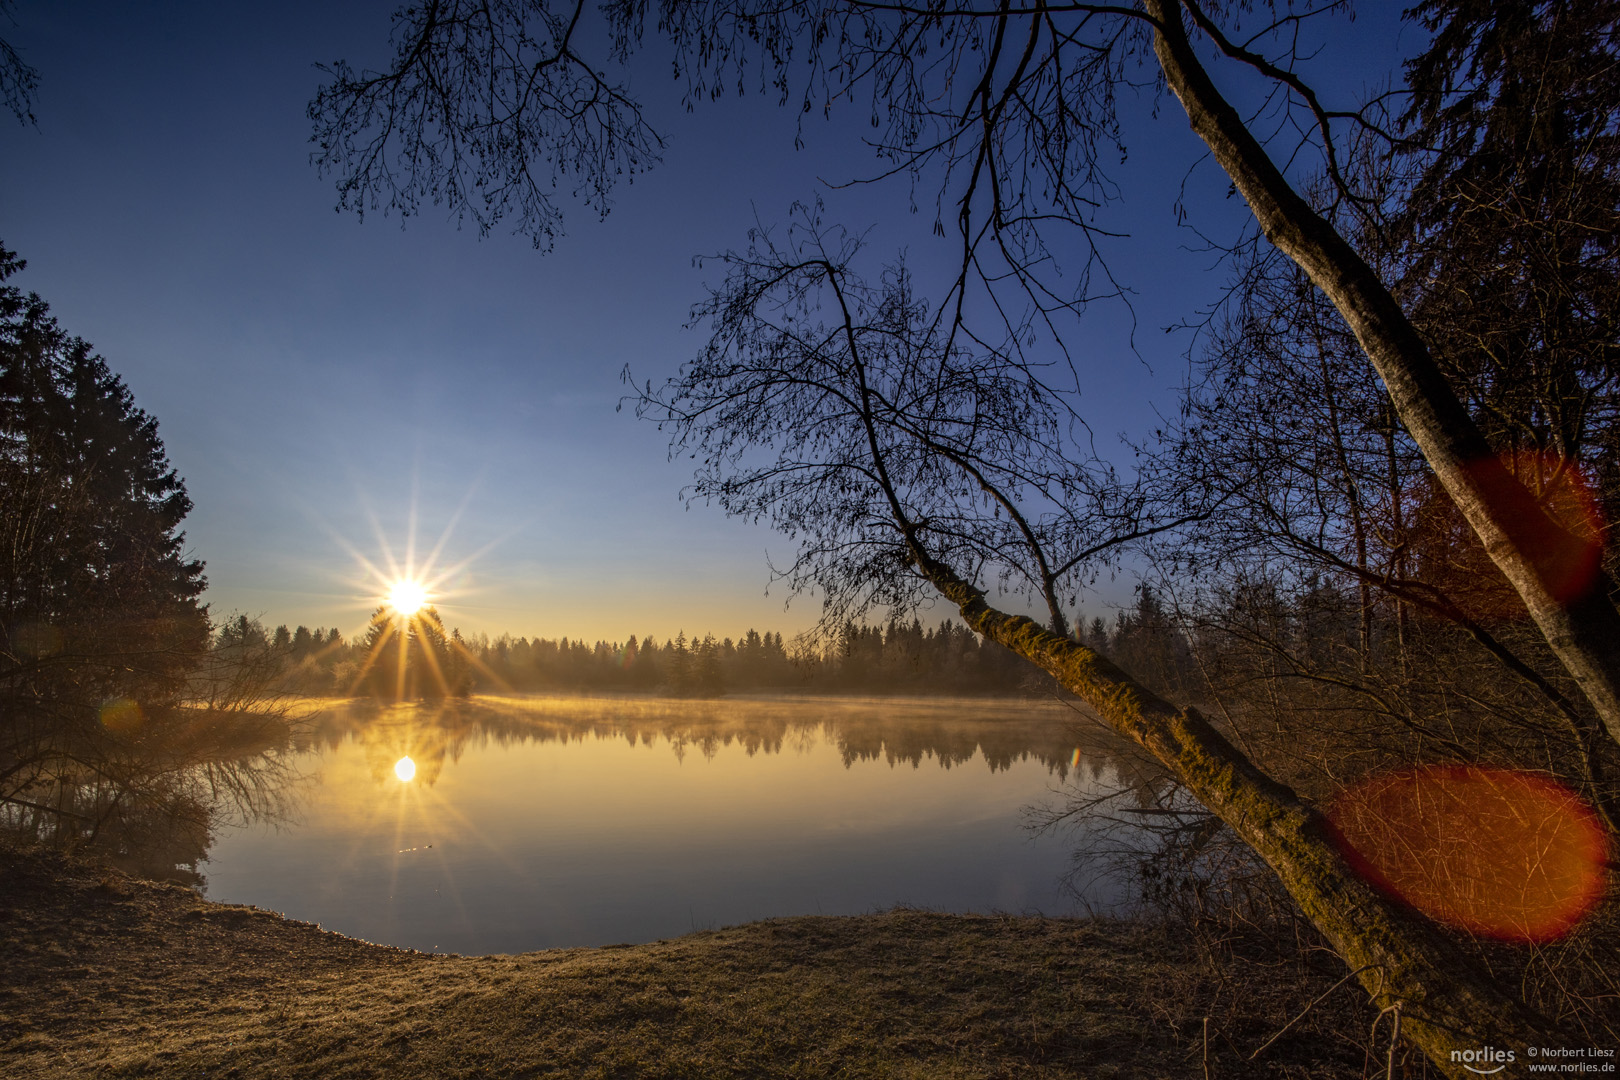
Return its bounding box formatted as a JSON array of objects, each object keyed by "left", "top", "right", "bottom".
[
  {"left": 1327, "top": 766, "right": 1608, "bottom": 942},
  {"left": 1413, "top": 451, "right": 1606, "bottom": 621},
  {"left": 99, "top": 697, "right": 143, "bottom": 736},
  {"left": 394, "top": 755, "right": 417, "bottom": 782},
  {"left": 1477, "top": 450, "right": 1605, "bottom": 606},
  {"left": 387, "top": 580, "right": 428, "bottom": 617}
]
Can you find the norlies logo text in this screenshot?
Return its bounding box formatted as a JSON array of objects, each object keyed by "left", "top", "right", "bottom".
[{"left": 1453, "top": 1046, "right": 1517, "bottom": 1074}]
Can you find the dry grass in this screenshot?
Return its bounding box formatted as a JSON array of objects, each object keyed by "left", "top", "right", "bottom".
[{"left": 1, "top": 847, "right": 1377, "bottom": 1079}]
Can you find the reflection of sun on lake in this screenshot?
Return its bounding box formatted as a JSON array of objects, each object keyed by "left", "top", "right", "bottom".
[{"left": 204, "top": 695, "right": 1140, "bottom": 955}]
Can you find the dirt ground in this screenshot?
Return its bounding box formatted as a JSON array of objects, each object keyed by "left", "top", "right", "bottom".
[{"left": 0, "top": 847, "right": 1374, "bottom": 1078}]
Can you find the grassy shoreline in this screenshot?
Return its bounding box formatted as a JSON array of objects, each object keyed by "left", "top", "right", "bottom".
[{"left": 2, "top": 849, "right": 1370, "bottom": 1078}]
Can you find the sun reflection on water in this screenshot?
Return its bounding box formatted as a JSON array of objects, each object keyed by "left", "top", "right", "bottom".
[{"left": 205, "top": 695, "right": 1134, "bottom": 954}]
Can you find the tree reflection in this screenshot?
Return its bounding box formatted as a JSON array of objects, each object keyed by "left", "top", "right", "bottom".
[
  {"left": 1, "top": 720, "right": 300, "bottom": 887},
  {"left": 331, "top": 703, "right": 460, "bottom": 788},
  {"left": 9, "top": 692, "right": 1179, "bottom": 890},
  {"left": 296, "top": 694, "right": 1148, "bottom": 790}
]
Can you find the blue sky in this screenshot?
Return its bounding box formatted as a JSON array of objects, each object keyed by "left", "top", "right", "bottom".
[{"left": 0, "top": 1, "right": 1421, "bottom": 642}]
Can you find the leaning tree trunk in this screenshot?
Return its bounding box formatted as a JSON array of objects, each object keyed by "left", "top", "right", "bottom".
[
  {"left": 912, "top": 553, "right": 1546, "bottom": 1079},
  {"left": 1141, "top": 0, "right": 1620, "bottom": 758}
]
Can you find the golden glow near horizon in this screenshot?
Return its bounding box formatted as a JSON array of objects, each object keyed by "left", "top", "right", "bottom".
[
  {"left": 388, "top": 580, "right": 429, "bottom": 617},
  {"left": 394, "top": 755, "right": 417, "bottom": 782}
]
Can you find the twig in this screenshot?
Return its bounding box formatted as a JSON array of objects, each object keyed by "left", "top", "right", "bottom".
[
  {"left": 1384, "top": 1002, "right": 1402, "bottom": 1080},
  {"left": 0, "top": 795, "right": 94, "bottom": 822},
  {"left": 1367, "top": 1001, "right": 1404, "bottom": 1080},
  {"left": 1249, "top": 964, "right": 1379, "bottom": 1061}
]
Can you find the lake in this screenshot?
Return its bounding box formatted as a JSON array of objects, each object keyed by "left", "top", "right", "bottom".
[{"left": 202, "top": 694, "right": 1149, "bottom": 955}]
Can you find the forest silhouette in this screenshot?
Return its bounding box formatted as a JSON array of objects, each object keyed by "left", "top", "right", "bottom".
[{"left": 241, "top": 591, "right": 1184, "bottom": 701}]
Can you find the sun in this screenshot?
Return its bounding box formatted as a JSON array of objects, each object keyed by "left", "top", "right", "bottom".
[{"left": 388, "top": 580, "right": 428, "bottom": 617}]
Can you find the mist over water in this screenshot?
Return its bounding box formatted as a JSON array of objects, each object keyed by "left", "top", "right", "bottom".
[{"left": 203, "top": 695, "right": 1144, "bottom": 954}]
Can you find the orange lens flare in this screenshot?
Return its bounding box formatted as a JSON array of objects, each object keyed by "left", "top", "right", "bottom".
[
  {"left": 1473, "top": 450, "right": 1605, "bottom": 607},
  {"left": 1411, "top": 451, "right": 1606, "bottom": 621},
  {"left": 99, "top": 697, "right": 143, "bottom": 736},
  {"left": 1327, "top": 765, "right": 1608, "bottom": 942}
]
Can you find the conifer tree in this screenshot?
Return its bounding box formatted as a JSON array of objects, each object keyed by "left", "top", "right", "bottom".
[
  {"left": 695, "top": 633, "right": 724, "bottom": 696},
  {"left": 666, "top": 631, "right": 692, "bottom": 695},
  {"left": 1, "top": 242, "right": 217, "bottom": 851}
]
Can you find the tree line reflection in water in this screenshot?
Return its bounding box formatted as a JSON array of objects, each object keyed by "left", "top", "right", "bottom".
[
  {"left": 294, "top": 693, "right": 1159, "bottom": 793},
  {"left": 197, "top": 694, "right": 1162, "bottom": 950},
  {"left": 21, "top": 693, "right": 1170, "bottom": 902}
]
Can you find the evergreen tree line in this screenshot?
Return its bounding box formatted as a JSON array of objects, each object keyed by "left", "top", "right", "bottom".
[{"left": 235, "top": 614, "right": 1070, "bottom": 698}]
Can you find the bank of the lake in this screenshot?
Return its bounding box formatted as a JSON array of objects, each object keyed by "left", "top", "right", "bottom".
[{"left": 1, "top": 849, "right": 1376, "bottom": 1079}]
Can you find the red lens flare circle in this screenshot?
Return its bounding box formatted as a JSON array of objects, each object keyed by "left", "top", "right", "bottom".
[
  {"left": 1476, "top": 450, "right": 1605, "bottom": 608},
  {"left": 1410, "top": 451, "right": 1607, "bottom": 621}
]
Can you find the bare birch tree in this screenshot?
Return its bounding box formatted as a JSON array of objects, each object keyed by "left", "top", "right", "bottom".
[{"left": 629, "top": 219, "right": 1550, "bottom": 1073}]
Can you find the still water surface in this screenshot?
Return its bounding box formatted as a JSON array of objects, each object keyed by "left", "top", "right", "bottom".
[{"left": 204, "top": 695, "right": 1139, "bottom": 955}]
